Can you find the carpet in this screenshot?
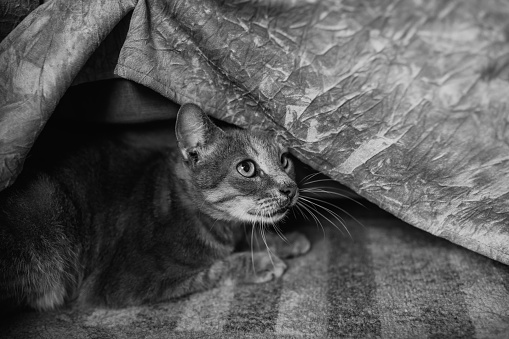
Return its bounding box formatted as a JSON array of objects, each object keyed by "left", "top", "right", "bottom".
[{"left": 1, "top": 200, "right": 508, "bottom": 339}]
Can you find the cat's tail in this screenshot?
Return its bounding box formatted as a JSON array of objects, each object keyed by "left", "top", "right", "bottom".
[{"left": 0, "top": 174, "right": 82, "bottom": 311}]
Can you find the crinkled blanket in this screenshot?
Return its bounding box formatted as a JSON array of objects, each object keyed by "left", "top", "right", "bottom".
[{"left": 1, "top": 0, "right": 509, "bottom": 265}]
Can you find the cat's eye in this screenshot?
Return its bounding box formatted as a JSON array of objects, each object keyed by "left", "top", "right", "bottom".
[
  {"left": 237, "top": 160, "right": 256, "bottom": 178},
  {"left": 281, "top": 153, "right": 291, "bottom": 169}
]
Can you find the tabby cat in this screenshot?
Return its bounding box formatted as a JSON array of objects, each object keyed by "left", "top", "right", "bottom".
[{"left": 0, "top": 103, "right": 310, "bottom": 311}]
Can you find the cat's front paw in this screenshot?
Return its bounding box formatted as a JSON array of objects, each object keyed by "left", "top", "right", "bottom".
[
  {"left": 246, "top": 252, "right": 287, "bottom": 284},
  {"left": 275, "top": 231, "right": 311, "bottom": 259}
]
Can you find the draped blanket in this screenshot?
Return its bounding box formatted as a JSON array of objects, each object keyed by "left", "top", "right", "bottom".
[{"left": 1, "top": 0, "right": 509, "bottom": 265}]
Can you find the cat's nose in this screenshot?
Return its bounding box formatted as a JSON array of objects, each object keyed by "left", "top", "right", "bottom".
[{"left": 280, "top": 184, "right": 297, "bottom": 199}]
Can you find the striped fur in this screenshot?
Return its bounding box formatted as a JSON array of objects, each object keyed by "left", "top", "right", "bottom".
[{"left": 0, "top": 104, "right": 309, "bottom": 311}]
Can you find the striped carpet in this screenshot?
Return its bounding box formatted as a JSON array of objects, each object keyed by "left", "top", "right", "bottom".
[{"left": 1, "top": 201, "right": 509, "bottom": 339}]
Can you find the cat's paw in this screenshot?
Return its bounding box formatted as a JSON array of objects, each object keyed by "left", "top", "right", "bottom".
[
  {"left": 246, "top": 252, "right": 287, "bottom": 284},
  {"left": 275, "top": 231, "right": 311, "bottom": 259}
]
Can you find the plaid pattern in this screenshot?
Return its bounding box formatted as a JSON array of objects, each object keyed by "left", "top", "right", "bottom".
[{"left": 2, "top": 201, "right": 508, "bottom": 339}]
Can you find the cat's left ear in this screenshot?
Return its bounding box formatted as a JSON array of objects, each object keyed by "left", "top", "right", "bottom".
[{"left": 175, "top": 103, "right": 224, "bottom": 162}]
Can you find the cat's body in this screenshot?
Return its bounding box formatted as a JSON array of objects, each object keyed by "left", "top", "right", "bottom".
[{"left": 0, "top": 104, "right": 310, "bottom": 311}]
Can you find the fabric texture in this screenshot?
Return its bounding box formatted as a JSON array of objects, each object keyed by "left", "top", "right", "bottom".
[
  {"left": 0, "top": 0, "right": 39, "bottom": 42},
  {"left": 1, "top": 202, "right": 508, "bottom": 338},
  {"left": 1, "top": 0, "right": 509, "bottom": 268}
]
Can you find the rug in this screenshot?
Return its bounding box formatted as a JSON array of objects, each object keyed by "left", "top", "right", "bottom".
[{"left": 1, "top": 200, "right": 508, "bottom": 339}]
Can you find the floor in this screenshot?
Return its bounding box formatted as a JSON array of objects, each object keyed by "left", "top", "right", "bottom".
[{"left": 1, "top": 199, "right": 509, "bottom": 339}]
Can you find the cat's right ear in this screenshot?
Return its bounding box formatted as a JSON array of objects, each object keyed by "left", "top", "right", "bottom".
[{"left": 175, "top": 103, "right": 224, "bottom": 163}]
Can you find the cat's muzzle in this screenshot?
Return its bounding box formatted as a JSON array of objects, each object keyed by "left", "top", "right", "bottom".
[{"left": 269, "top": 193, "right": 299, "bottom": 217}]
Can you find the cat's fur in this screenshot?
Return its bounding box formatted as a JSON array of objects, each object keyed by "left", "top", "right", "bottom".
[{"left": 0, "top": 103, "right": 310, "bottom": 310}]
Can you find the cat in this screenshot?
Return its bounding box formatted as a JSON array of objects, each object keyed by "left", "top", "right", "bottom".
[{"left": 0, "top": 103, "right": 310, "bottom": 311}]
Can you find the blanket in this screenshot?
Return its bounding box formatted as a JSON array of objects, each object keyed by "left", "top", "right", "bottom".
[{"left": 1, "top": 0, "right": 509, "bottom": 266}]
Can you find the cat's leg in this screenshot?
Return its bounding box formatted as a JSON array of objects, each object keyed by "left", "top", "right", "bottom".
[
  {"left": 85, "top": 250, "right": 288, "bottom": 306},
  {"left": 247, "top": 230, "right": 311, "bottom": 259},
  {"left": 160, "top": 251, "right": 287, "bottom": 300}
]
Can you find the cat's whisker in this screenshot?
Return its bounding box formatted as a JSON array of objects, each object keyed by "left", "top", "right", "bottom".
[
  {"left": 299, "top": 198, "right": 346, "bottom": 237},
  {"left": 300, "top": 178, "right": 343, "bottom": 186},
  {"left": 301, "top": 194, "right": 366, "bottom": 229},
  {"left": 250, "top": 221, "right": 256, "bottom": 273},
  {"left": 299, "top": 187, "right": 366, "bottom": 208},
  {"left": 290, "top": 206, "right": 297, "bottom": 219},
  {"left": 296, "top": 200, "right": 326, "bottom": 238},
  {"left": 300, "top": 195, "right": 345, "bottom": 222},
  {"left": 272, "top": 223, "right": 288, "bottom": 244},
  {"left": 296, "top": 199, "right": 319, "bottom": 224},
  {"left": 208, "top": 218, "right": 220, "bottom": 232},
  {"left": 301, "top": 196, "right": 351, "bottom": 222},
  {"left": 293, "top": 203, "right": 310, "bottom": 221},
  {"left": 299, "top": 197, "right": 352, "bottom": 238},
  {"left": 298, "top": 171, "right": 322, "bottom": 185},
  {"left": 260, "top": 224, "right": 276, "bottom": 268}
]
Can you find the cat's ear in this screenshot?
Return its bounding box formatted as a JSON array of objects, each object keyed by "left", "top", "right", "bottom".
[{"left": 175, "top": 103, "right": 224, "bottom": 162}]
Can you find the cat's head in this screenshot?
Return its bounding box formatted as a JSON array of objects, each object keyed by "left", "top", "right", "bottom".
[{"left": 175, "top": 103, "right": 298, "bottom": 224}]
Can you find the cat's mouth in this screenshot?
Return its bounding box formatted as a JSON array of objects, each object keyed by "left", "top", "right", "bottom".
[
  {"left": 247, "top": 205, "right": 290, "bottom": 223},
  {"left": 265, "top": 207, "right": 288, "bottom": 217},
  {"left": 245, "top": 195, "right": 298, "bottom": 223}
]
